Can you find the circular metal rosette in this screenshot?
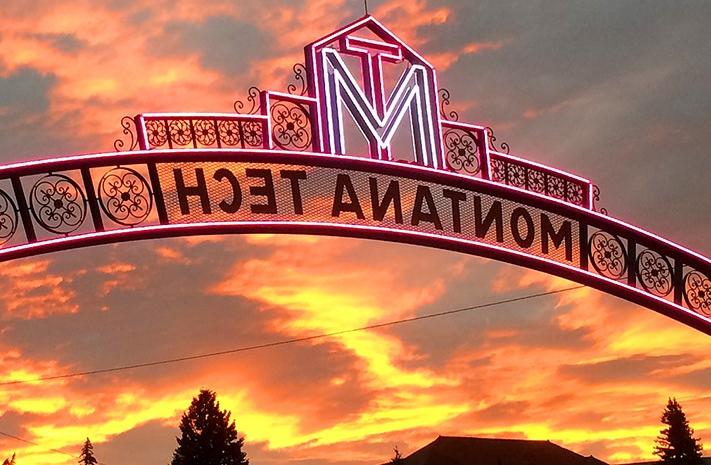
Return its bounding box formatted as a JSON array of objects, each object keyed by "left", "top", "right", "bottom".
[
  {"left": 635, "top": 248, "right": 674, "bottom": 297},
  {"left": 0, "top": 189, "right": 19, "bottom": 245},
  {"left": 443, "top": 129, "right": 480, "bottom": 175},
  {"left": 145, "top": 119, "right": 168, "bottom": 148},
  {"left": 588, "top": 230, "right": 627, "bottom": 279},
  {"left": 270, "top": 101, "right": 311, "bottom": 150},
  {"left": 30, "top": 174, "right": 87, "bottom": 234},
  {"left": 169, "top": 119, "right": 193, "bottom": 146},
  {"left": 193, "top": 119, "right": 217, "bottom": 146},
  {"left": 98, "top": 167, "right": 153, "bottom": 226},
  {"left": 683, "top": 270, "right": 711, "bottom": 316}
]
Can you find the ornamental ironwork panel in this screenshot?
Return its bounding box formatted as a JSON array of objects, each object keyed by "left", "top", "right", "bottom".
[
  {"left": 588, "top": 230, "right": 628, "bottom": 280},
  {"left": 267, "top": 93, "right": 316, "bottom": 152},
  {"left": 98, "top": 167, "right": 153, "bottom": 227},
  {"left": 441, "top": 121, "right": 486, "bottom": 177},
  {"left": 0, "top": 189, "right": 18, "bottom": 245},
  {"left": 29, "top": 174, "right": 87, "bottom": 235},
  {"left": 137, "top": 115, "right": 268, "bottom": 150},
  {"left": 490, "top": 152, "right": 590, "bottom": 208},
  {"left": 683, "top": 270, "right": 711, "bottom": 316},
  {"left": 636, "top": 248, "right": 674, "bottom": 297}
]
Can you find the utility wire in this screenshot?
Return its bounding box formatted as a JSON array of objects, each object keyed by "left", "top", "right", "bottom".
[
  {"left": 0, "top": 284, "right": 585, "bottom": 388},
  {"left": 0, "top": 431, "right": 73, "bottom": 458},
  {"left": 0, "top": 430, "right": 109, "bottom": 465}
]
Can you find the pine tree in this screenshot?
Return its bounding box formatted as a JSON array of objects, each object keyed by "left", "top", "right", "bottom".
[
  {"left": 2, "top": 453, "right": 15, "bottom": 465},
  {"left": 171, "top": 389, "right": 249, "bottom": 465},
  {"left": 389, "top": 446, "right": 405, "bottom": 465},
  {"left": 79, "top": 438, "right": 97, "bottom": 465},
  {"left": 654, "top": 398, "right": 704, "bottom": 465}
]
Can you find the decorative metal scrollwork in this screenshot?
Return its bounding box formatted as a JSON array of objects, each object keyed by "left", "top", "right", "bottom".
[
  {"left": 217, "top": 120, "right": 241, "bottom": 147},
  {"left": 528, "top": 170, "right": 545, "bottom": 193},
  {"left": 508, "top": 164, "right": 526, "bottom": 188},
  {"left": 145, "top": 119, "right": 168, "bottom": 148},
  {"left": 98, "top": 167, "right": 153, "bottom": 226},
  {"left": 194, "top": 119, "right": 217, "bottom": 146},
  {"left": 0, "top": 189, "right": 18, "bottom": 245},
  {"left": 636, "top": 249, "right": 674, "bottom": 297},
  {"left": 168, "top": 120, "right": 193, "bottom": 146},
  {"left": 241, "top": 121, "right": 264, "bottom": 148},
  {"left": 683, "top": 270, "right": 711, "bottom": 316},
  {"left": 30, "top": 174, "right": 87, "bottom": 234},
  {"left": 443, "top": 128, "right": 480, "bottom": 174},
  {"left": 589, "top": 230, "right": 627, "bottom": 279},
  {"left": 234, "top": 86, "right": 262, "bottom": 115},
  {"left": 271, "top": 101, "right": 311, "bottom": 150},
  {"left": 485, "top": 126, "right": 510, "bottom": 154},
  {"left": 592, "top": 184, "right": 608, "bottom": 215},
  {"left": 113, "top": 116, "right": 139, "bottom": 152},
  {"left": 287, "top": 63, "right": 309, "bottom": 96},
  {"left": 438, "top": 88, "right": 459, "bottom": 121},
  {"left": 491, "top": 158, "right": 506, "bottom": 182},
  {"left": 567, "top": 183, "right": 584, "bottom": 206},
  {"left": 548, "top": 175, "right": 566, "bottom": 200}
]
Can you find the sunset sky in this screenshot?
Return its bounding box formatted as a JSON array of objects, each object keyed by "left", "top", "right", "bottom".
[{"left": 0, "top": 1, "right": 710, "bottom": 465}]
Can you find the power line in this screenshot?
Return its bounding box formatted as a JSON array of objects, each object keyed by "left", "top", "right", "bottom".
[
  {"left": 0, "top": 431, "right": 73, "bottom": 458},
  {"left": 0, "top": 431, "right": 109, "bottom": 465},
  {"left": 0, "top": 284, "right": 585, "bottom": 387}
]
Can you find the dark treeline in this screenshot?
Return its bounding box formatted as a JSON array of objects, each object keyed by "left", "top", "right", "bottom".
[{"left": 1, "top": 393, "right": 704, "bottom": 465}]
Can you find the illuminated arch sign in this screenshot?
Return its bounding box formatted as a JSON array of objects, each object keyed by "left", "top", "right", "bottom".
[{"left": 0, "top": 16, "right": 709, "bottom": 334}]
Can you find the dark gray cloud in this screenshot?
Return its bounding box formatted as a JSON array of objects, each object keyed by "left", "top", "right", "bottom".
[
  {"left": 558, "top": 354, "right": 699, "bottom": 383},
  {"left": 409, "top": 0, "right": 711, "bottom": 253},
  {"left": 0, "top": 68, "right": 55, "bottom": 115},
  {"left": 2, "top": 237, "right": 376, "bottom": 428},
  {"left": 27, "top": 33, "right": 85, "bottom": 53},
  {"left": 0, "top": 68, "right": 85, "bottom": 161},
  {"left": 674, "top": 367, "right": 711, "bottom": 389},
  {"left": 94, "top": 420, "right": 176, "bottom": 465},
  {"left": 387, "top": 258, "right": 594, "bottom": 372},
  {"left": 153, "top": 16, "right": 274, "bottom": 76}
]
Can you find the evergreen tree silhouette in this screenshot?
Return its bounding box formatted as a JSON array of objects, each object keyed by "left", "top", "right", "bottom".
[
  {"left": 79, "top": 438, "right": 97, "bottom": 465},
  {"left": 2, "top": 453, "right": 15, "bottom": 465},
  {"left": 654, "top": 398, "right": 703, "bottom": 465},
  {"left": 171, "top": 389, "right": 249, "bottom": 465},
  {"left": 389, "top": 446, "right": 405, "bottom": 465}
]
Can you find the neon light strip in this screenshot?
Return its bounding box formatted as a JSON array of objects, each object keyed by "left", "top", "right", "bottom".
[
  {"left": 141, "top": 112, "right": 268, "bottom": 120},
  {"left": 263, "top": 91, "right": 317, "bottom": 104},
  {"left": 441, "top": 120, "right": 487, "bottom": 131}
]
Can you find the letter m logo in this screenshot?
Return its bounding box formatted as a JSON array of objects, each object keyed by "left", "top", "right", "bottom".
[{"left": 306, "top": 17, "right": 444, "bottom": 169}]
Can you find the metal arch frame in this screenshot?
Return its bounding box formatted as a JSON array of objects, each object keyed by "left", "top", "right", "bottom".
[{"left": 0, "top": 148, "right": 709, "bottom": 335}]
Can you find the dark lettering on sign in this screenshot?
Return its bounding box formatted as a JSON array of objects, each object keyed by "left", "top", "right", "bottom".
[
  {"left": 411, "top": 185, "right": 442, "bottom": 230},
  {"left": 280, "top": 170, "right": 307, "bottom": 215},
  {"left": 174, "top": 168, "right": 211, "bottom": 215},
  {"left": 163, "top": 164, "right": 580, "bottom": 265},
  {"left": 369, "top": 177, "right": 403, "bottom": 224},
  {"left": 541, "top": 213, "right": 573, "bottom": 261},
  {"left": 442, "top": 189, "right": 466, "bottom": 233},
  {"left": 511, "top": 207, "right": 535, "bottom": 248},
  {"left": 474, "top": 197, "right": 504, "bottom": 242},
  {"left": 213, "top": 168, "right": 242, "bottom": 213},
  {"left": 246, "top": 168, "right": 278, "bottom": 214},
  {"left": 332, "top": 173, "right": 365, "bottom": 219}
]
